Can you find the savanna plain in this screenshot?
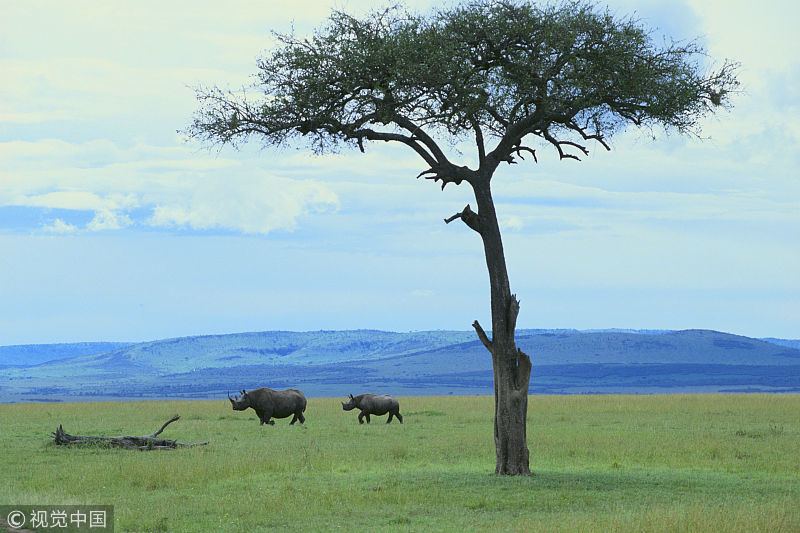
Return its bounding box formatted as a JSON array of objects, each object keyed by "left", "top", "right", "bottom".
[{"left": 2, "top": 394, "right": 798, "bottom": 532}]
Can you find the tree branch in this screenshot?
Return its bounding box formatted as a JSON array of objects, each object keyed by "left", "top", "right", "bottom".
[
  {"left": 498, "top": 144, "right": 538, "bottom": 165},
  {"left": 484, "top": 111, "right": 547, "bottom": 174},
  {"left": 353, "top": 128, "right": 438, "bottom": 168},
  {"left": 390, "top": 112, "right": 451, "bottom": 168},
  {"left": 568, "top": 119, "right": 611, "bottom": 152},
  {"left": 472, "top": 320, "right": 493, "bottom": 352},
  {"left": 415, "top": 161, "right": 477, "bottom": 190},
  {"left": 513, "top": 145, "right": 537, "bottom": 162},
  {"left": 444, "top": 204, "right": 481, "bottom": 233},
  {"left": 151, "top": 415, "right": 181, "bottom": 438},
  {"left": 472, "top": 118, "right": 487, "bottom": 168},
  {"left": 542, "top": 129, "right": 587, "bottom": 161}
]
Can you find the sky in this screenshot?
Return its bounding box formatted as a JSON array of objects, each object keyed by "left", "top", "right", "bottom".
[{"left": 1, "top": 0, "right": 798, "bottom": 345}]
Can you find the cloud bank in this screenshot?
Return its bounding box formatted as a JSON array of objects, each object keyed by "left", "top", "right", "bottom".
[{"left": 0, "top": 0, "right": 798, "bottom": 342}]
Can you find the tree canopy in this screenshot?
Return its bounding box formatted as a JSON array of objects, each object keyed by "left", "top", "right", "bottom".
[{"left": 187, "top": 0, "right": 738, "bottom": 187}]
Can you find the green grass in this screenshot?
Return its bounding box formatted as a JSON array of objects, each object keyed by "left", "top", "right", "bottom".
[{"left": 1, "top": 394, "right": 798, "bottom": 532}]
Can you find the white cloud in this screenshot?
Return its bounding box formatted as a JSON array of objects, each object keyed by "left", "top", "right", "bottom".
[
  {"left": 148, "top": 175, "right": 339, "bottom": 234},
  {"left": 688, "top": 0, "right": 799, "bottom": 75},
  {"left": 4, "top": 188, "right": 139, "bottom": 233},
  {"left": 0, "top": 137, "right": 344, "bottom": 235},
  {"left": 501, "top": 215, "right": 525, "bottom": 232},
  {"left": 0, "top": 1, "right": 436, "bottom": 130},
  {"left": 18, "top": 191, "right": 135, "bottom": 212},
  {"left": 42, "top": 219, "right": 78, "bottom": 234},
  {"left": 87, "top": 209, "right": 134, "bottom": 232}
]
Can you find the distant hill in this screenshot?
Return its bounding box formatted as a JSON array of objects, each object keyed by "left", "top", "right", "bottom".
[
  {"left": 761, "top": 338, "right": 800, "bottom": 350},
  {"left": 1, "top": 329, "right": 798, "bottom": 402},
  {"left": 0, "top": 342, "right": 134, "bottom": 368}
]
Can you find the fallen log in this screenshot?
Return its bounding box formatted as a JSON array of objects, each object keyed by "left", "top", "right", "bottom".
[{"left": 52, "top": 415, "right": 208, "bottom": 450}]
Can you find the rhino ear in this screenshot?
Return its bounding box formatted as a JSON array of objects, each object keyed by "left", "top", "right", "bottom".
[{"left": 349, "top": 394, "right": 353, "bottom": 399}]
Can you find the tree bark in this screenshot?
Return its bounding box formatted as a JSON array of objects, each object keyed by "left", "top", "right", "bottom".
[{"left": 471, "top": 179, "right": 532, "bottom": 476}]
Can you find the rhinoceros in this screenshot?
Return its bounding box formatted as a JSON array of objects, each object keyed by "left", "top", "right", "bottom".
[
  {"left": 341, "top": 393, "right": 403, "bottom": 424},
  {"left": 228, "top": 388, "right": 306, "bottom": 425}
]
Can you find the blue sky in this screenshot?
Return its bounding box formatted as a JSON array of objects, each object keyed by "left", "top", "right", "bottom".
[{"left": 1, "top": 0, "right": 798, "bottom": 344}]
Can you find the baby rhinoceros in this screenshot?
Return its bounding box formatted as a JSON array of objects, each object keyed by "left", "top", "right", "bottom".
[{"left": 341, "top": 393, "right": 403, "bottom": 424}]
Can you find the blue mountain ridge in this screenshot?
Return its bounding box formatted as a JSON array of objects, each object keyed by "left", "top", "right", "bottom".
[
  {"left": 0, "top": 342, "right": 135, "bottom": 368},
  {"left": 1, "top": 329, "right": 798, "bottom": 402}
]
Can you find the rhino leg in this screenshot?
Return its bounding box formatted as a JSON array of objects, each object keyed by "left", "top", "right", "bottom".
[
  {"left": 290, "top": 411, "right": 305, "bottom": 425},
  {"left": 396, "top": 412, "right": 403, "bottom": 424},
  {"left": 387, "top": 412, "right": 394, "bottom": 424},
  {"left": 256, "top": 409, "right": 274, "bottom": 426},
  {"left": 358, "top": 412, "right": 370, "bottom": 424}
]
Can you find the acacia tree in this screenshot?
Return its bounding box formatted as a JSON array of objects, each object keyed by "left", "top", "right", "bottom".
[{"left": 186, "top": 0, "right": 738, "bottom": 475}]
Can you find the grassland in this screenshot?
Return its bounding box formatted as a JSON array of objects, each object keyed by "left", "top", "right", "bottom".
[{"left": 1, "top": 394, "right": 798, "bottom": 532}]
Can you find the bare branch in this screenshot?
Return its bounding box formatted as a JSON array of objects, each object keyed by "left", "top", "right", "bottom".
[
  {"left": 353, "top": 128, "right": 437, "bottom": 168},
  {"left": 151, "top": 415, "right": 181, "bottom": 438},
  {"left": 513, "top": 145, "right": 537, "bottom": 162},
  {"left": 426, "top": 173, "right": 463, "bottom": 190},
  {"left": 417, "top": 163, "right": 477, "bottom": 190},
  {"left": 498, "top": 143, "right": 538, "bottom": 166},
  {"left": 568, "top": 120, "right": 611, "bottom": 152},
  {"left": 416, "top": 168, "right": 437, "bottom": 179},
  {"left": 390, "top": 112, "right": 451, "bottom": 168},
  {"left": 542, "top": 130, "right": 587, "bottom": 161},
  {"left": 444, "top": 204, "right": 481, "bottom": 233},
  {"left": 472, "top": 320, "right": 493, "bottom": 351}
]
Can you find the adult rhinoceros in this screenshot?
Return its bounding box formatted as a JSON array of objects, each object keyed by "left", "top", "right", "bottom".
[
  {"left": 228, "top": 388, "right": 306, "bottom": 425},
  {"left": 341, "top": 393, "right": 403, "bottom": 424}
]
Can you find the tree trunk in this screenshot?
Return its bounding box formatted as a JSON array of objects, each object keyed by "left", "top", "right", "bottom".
[
  {"left": 471, "top": 180, "right": 532, "bottom": 476},
  {"left": 492, "top": 342, "right": 532, "bottom": 475}
]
